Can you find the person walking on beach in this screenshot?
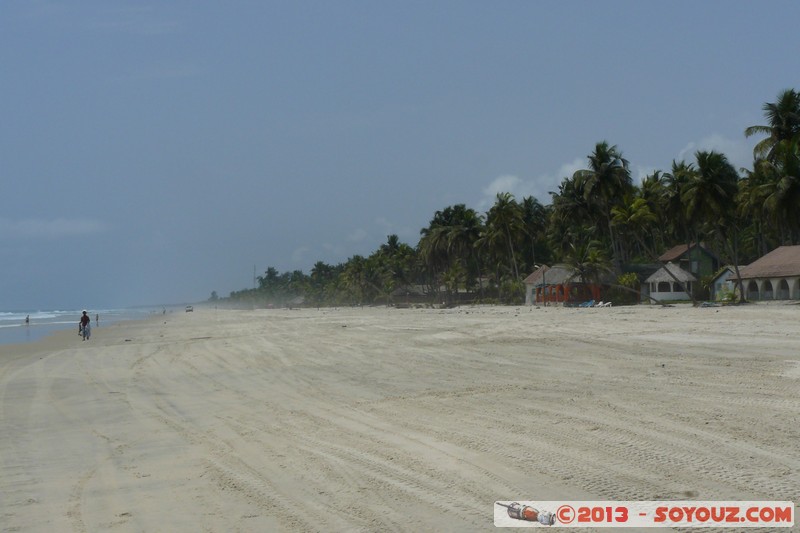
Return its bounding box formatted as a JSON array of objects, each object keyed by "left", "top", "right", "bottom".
[
  {"left": 95, "top": 313, "right": 99, "bottom": 327},
  {"left": 25, "top": 315, "right": 30, "bottom": 325},
  {"left": 79, "top": 310, "right": 91, "bottom": 341}
]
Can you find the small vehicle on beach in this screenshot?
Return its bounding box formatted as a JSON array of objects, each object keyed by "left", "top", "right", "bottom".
[{"left": 185, "top": 306, "right": 193, "bottom": 312}]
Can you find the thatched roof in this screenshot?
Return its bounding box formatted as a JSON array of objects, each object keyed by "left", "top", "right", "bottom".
[
  {"left": 736, "top": 245, "right": 800, "bottom": 279},
  {"left": 645, "top": 262, "right": 696, "bottom": 283}
]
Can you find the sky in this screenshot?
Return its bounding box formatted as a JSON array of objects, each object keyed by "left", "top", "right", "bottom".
[{"left": 2, "top": 1, "right": 799, "bottom": 310}]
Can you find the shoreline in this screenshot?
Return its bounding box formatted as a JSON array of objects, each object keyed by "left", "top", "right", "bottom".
[
  {"left": 1, "top": 305, "right": 798, "bottom": 531},
  {"left": 0, "top": 307, "right": 174, "bottom": 347},
  {"left": 0, "top": 313, "right": 167, "bottom": 366}
]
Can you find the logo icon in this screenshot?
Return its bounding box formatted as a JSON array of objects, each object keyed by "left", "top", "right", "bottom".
[{"left": 496, "top": 502, "right": 556, "bottom": 525}]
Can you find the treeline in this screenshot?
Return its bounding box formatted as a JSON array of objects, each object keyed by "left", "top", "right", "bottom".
[{"left": 221, "top": 89, "right": 800, "bottom": 307}]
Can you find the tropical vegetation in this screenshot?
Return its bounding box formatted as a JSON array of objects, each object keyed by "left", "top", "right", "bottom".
[{"left": 221, "top": 89, "right": 800, "bottom": 307}]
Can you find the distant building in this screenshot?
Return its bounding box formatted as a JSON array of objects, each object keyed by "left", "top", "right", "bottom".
[{"left": 734, "top": 245, "right": 800, "bottom": 300}]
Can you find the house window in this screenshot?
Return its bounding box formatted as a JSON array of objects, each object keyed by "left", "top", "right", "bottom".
[
  {"left": 691, "top": 261, "right": 699, "bottom": 273},
  {"left": 657, "top": 282, "right": 670, "bottom": 292}
]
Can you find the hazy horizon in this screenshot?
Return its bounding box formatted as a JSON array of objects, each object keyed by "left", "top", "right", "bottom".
[{"left": 3, "top": 1, "right": 799, "bottom": 310}]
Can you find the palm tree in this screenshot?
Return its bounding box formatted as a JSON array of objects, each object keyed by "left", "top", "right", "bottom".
[
  {"left": 520, "top": 195, "right": 548, "bottom": 273},
  {"left": 418, "top": 226, "right": 449, "bottom": 299},
  {"left": 611, "top": 194, "right": 658, "bottom": 260},
  {"left": 548, "top": 176, "right": 597, "bottom": 256},
  {"left": 445, "top": 207, "right": 484, "bottom": 293},
  {"left": 309, "top": 261, "right": 334, "bottom": 307},
  {"left": 684, "top": 150, "right": 743, "bottom": 302},
  {"left": 639, "top": 171, "right": 669, "bottom": 253},
  {"left": 737, "top": 165, "right": 773, "bottom": 257},
  {"left": 484, "top": 192, "right": 525, "bottom": 280},
  {"left": 572, "top": 141, "right": 633, "bottom": 269},
  {"left": 745, "top": 89, "right": 800, "bottom": 161},
  {"left": 742, "top": 87, "right": 800, "bottom": 259},
  {"left": 663, "top": 160, "right": 697, "bottom": 245},
  {"left": 375, "top": 234, "right": 418, "bottom": 300},
  {"left": 419, "top": 205, "right": 484, "bottom": 299},
  {"left": 341, "top": 255, "right": 368, "bottom": 305},
  {"left": 683, "top": 151, "right": 739, "bottom": 230},
  {"left": 653, "top": 161, "right": 702, "bottom": 305},
  {"left": 755, "top": 137, "right": 800, "bottom": 243},
  {"left": 474, "top": 220, "right": 505, "bottom": 290},
  {"left": 380, "top": 234, "right": 401, "bottom": 255}
]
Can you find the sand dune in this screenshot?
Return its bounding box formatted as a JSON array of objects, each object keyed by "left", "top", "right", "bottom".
[{"left": 1, "top": 304, "right": 798, "bottom": 532}]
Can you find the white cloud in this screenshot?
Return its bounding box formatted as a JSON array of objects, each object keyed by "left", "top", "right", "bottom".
[
  {"left": 0, "top": 218, "right": 108, "bottom": 239},
  {"left": 482, "top": 175, "right": 524, "bottom": 198},
  {"left": 477, "top": 157, "right": 585, "bottom": 211},
  {"left": 479, "top": 175, "right": 533, "bottom": 211},
  {"left": 677, "top": 134, "right": 756, "bottom": 172},
  {"left": 479, "top": 138, "right": 759, "bottom": 210}
]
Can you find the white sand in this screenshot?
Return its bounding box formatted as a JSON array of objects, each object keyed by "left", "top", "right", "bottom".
[{"left": 1, "top": 304, "right": 798, "bottom": 532}]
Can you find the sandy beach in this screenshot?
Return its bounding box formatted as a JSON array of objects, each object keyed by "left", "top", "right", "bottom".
[{"left": 1, "top": 304, "right": 798, "bottom": 532}]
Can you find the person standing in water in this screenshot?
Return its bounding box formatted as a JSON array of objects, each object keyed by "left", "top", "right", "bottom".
[{"left": 79, "top": 310, "right": 91, "bottom": 340}]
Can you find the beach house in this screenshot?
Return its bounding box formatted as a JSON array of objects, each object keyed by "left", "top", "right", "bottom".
[
  {"left": 658, "top": 242, "right": 719, "bottom": 280},
  {"left": 733, "top": 245, "right": 800, "bottom": 300},
  {"left": 643, "top": 262, "right": 696, "bottom": 302},
  {"left": 524, "top": 264, "right": 604, "bottom": 306}
]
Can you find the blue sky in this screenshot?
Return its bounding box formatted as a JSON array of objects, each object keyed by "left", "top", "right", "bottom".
[{"left": 2, "top": 1, "right": 799, "bottom": 309}]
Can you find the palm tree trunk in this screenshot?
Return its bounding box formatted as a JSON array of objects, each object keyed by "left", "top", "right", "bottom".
[
  {"left": 607, "top": 216, "right": 621, "bottom": 272},
  {"left": 505, "top": 227, "right": 519, "bottom": 279},
  {"left": 717, "top": 223, "right": 747, "bottom": 303}
]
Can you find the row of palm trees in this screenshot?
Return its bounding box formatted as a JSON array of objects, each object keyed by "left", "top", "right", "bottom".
[{"left": 225, "top": 89, "right": 800, "bottom": 307}]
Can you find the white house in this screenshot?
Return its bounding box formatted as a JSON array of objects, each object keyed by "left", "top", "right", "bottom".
[
  {"left": 734, "top": 245, "right": 800, "bottom": 300},
  {"left": 643, "top": 262, "right": 696, "bottom": 302}
]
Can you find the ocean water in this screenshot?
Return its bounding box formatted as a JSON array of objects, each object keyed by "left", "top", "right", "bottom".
[{"left": 0, "top": 307, "right": 170, "bottom": 346}]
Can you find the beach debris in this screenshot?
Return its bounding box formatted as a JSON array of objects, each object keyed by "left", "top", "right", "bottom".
[{"left": 496, "top": 502, "right": 555, "bottom": 525}]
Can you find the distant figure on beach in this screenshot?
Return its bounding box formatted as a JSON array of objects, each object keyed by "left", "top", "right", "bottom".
[
  {"left": 25, "top": 315, "right": 30, "bottom": 325},
  {"left": 79, "top": 311, "right": 91, "bottom": 341},
  {"left": 95, "top": 314, "right": 99, "bottom": 327}
]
